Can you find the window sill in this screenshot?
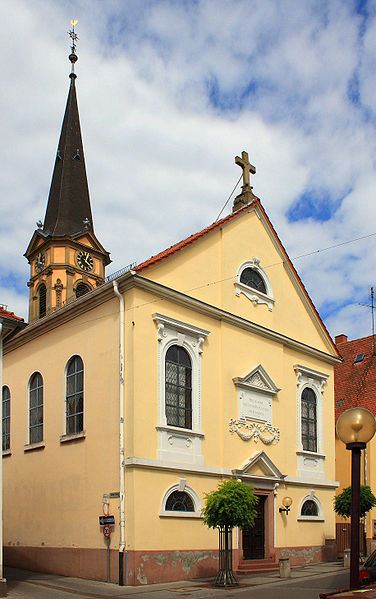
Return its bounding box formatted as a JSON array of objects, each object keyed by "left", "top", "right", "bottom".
[
  {"left": 296, "top": 450, "right": 326, "bottom": 459},
  {"left": 159, "top": 511, "right": 202, "bottom": 519},
  {"left": 156, "top": 425, "right": 205, "bottom": 438},
  {"left": 24, "top": 441, "right": 45, "bottom": 452},
  {"left": 2, "top": 450, "right": 11, "bottom": 457},
  {"left": 297, "top": 516, "right": 325, "bottom": 522},
  {"left": 60, "top": 431, "right": 85, "bottom": 444}
]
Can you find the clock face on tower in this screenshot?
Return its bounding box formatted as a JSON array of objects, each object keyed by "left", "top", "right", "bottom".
[
  {"left": 76, "top": 250, "right": 94, "bottom": 272},
  {"left": 34, "top": 252, "right": 46, "bottom": 273}
]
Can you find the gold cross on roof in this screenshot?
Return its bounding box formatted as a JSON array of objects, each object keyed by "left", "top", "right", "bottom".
[{"left": 235, "top": 151, "right": 256, "bottom": 187}]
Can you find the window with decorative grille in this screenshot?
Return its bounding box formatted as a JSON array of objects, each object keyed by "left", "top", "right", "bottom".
[
  {"left": 240, "top": 267, "right": 267, "bottom": 294},
  {"left": 39, "top": 284, "right": 47, "bottom": 318},
  {"left": 301, "top": 387, "right": 317, "bottom": 452},
  {"left": 165, "top": 345, "right": 192, "bottom": 429},
  {"left": 66, "top": 356, "right": 84, "bottom": 434},
  {"left": 2, "top": 386, "right": 10, "bottom": 451},
  {"left": 301, "top": 499, "right": 318, "bottom": 517},
  {"left": 29, "top": 373, "right": 43, "bottom": 444},
  {"left": 165, "top": 491, "right": 194, "bottom": 511}
]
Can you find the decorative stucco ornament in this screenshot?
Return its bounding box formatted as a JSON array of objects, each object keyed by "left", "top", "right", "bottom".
[{"left": 229, "top": 417, "right": 280, "bottom": 444}]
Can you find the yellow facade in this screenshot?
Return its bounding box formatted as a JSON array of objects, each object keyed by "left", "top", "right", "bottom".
[{"left": 3, "top": 201, "right": 340, "bottom": 584}]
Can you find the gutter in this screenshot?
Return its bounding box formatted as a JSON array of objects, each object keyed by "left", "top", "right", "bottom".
[{"left": 113, "top": 281, "right": 126, "bottom": 585}]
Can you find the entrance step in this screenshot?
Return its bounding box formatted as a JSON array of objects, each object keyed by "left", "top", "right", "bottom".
[{"left": 236, "top": 558, "right": 279, "bottom": 575}]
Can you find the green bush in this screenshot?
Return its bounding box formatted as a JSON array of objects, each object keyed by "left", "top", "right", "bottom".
[
  {"left": 202, "top": 479, "right": 258, "bottom": 529},
  {"left": 333, "top": 485, "right": 376, "bottom": 519}
]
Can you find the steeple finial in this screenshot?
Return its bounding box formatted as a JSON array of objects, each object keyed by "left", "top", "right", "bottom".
[{"left": 68, "top": 20, "right": 79, "bottom": 75}]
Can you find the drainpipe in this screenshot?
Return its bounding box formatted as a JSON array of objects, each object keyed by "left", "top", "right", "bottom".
[{"left": 113, "top": 281, "right": 125, "bottom": 585}]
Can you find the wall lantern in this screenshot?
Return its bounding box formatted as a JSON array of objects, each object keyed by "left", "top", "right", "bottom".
[
  {"left": 279, "top": 496, "right": 292, "bottom": 515},
  {"left": 336, "top": 407, "right": 376, "bottom": 589}
]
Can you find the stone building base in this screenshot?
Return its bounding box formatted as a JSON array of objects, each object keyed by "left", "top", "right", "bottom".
[{"left": 4, "top": 541, "right": 337, "bottom": 586}]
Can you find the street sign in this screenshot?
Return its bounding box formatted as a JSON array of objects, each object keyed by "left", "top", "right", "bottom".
[
  {"left": 99, "top": 515, "right": 115, "bottom": 526},
  {"left": 103, "top": 525, "right": 111, "bottom": 538}
]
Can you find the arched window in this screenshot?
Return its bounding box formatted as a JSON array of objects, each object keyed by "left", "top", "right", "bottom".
[
  {"left": 301, "top": 387, "right": 317, "bottom": 452},
  {"left": 300, "top": 499, "right": 318, "bottom": 517},
  {"left": 160, "top": 483, "right": 202, "bottom": 517},
  {"left": 165, "top": 491, "right": 194, "bottom": 512},
  {"left": 75, "top": 283, "right": 91, "bottom": 299},
  {"left": 66, "top": 356, "right": 84, "bottom": 434},
  {"left": 2, "top": 386, "right": 10, "bottom": 451},
  {"left": 240, "top": 268, "right": 266, "bottom": 294},
  {"left": 29, "top": 373, "right": 43, "bottom": 444},
  {"left": 39, "top": 284, "right": 47, "bottom": 318},
  {"left": 165, "top": 345, "right": 192, "bottom": 429}
]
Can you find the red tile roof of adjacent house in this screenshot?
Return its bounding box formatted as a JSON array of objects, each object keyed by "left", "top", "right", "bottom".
[
  {"left": 335, "top": 335, "right": 376, "bottom": 419},
  {"left": 136, "top": 199, "right": 338, "bottom": 357},
  {"left": 0, "top": 306, "right": 24, "bottom": 322}
]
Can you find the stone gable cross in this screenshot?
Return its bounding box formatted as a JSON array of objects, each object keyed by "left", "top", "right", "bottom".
[{"left": 235, "top": 151, "right": 256, "bottom": 188}]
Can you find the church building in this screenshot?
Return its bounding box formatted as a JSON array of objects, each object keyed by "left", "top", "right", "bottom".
[{"left": 2, "top": 28, "right": 340, "bottom": 585}]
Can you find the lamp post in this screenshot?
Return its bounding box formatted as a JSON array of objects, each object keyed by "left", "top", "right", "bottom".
[{"left": 336, "top": 407, "right": 376, "bottom": 590}]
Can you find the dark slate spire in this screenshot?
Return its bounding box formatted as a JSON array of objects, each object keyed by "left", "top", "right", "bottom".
[{"left": 43, "top": 28, "right": 93, "bottom": 237}]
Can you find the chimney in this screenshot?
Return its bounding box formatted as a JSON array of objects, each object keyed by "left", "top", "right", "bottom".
[{"left": 335, "top": 334, "right": 348, "bottom": 344}]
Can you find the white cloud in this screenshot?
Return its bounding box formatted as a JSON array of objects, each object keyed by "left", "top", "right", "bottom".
[{"left": 1, "top": 0, "right": 376, "bottom": 342}]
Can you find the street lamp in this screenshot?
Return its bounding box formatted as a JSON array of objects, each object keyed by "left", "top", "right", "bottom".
[{"left": 336, "top": 407, "right": 376, "bottom": 590}]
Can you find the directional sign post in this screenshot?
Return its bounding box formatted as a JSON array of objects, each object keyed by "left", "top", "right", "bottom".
[
  {"left": 99, "top": 515, "right": 115, "bottom": 526},
  {"left": 99, "top": 516, "right": 114, "bottom": 583}
]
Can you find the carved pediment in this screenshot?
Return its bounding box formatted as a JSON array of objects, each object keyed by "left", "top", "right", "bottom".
[
  {"left": 233, "top": 364, "right": 280, "bottom": 396},
  {"left": 233, "top": 450, "right": 284, "bottom": 480}
]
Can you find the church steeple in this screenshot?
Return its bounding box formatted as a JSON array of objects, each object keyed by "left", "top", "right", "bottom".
[
  {"left": 44, "top": 23, "right": 92, "bottom": 237},
  {"left": 25, "top": 22, "right": 110, "bottom": 323}
]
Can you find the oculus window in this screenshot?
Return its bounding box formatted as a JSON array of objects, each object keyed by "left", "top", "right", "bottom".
[{"left": 235, "top": 258, "right": 274, "bottom": 310}]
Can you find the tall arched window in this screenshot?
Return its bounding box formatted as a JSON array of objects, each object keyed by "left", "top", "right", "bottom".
[
  {"left": 2, "top": 386, "right": 10, "bottom": 451},
  {"left": 29, "top": 373, "right": 43, "bottom": 444},
  {"left": 301, "top": 387, "right": 317, "bottom": 452},
  {"left": 66, "top": 356, "right": 84, "bottom": 434},
  {"left": 165, "top": 345, "right": 192, "bottom": 429},
  {"left": 39, "top": 284, "right": 47, "bottom": 318}
]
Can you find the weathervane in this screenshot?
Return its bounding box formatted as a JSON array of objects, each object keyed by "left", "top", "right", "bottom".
[{"left": 68, "top": 19, "right": 79, "bottom": 73}]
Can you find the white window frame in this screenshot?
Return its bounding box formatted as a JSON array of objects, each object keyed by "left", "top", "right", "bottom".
[
  {"left": 298, "top": 492, "right": 324, "bottom": 522},
  {"left": 294, "top": 365, "right": 329, "bottom": 481},
  {"left": 234, "top": 257, "right": 274, "bottom": 311},
  {"left": 153, "top": 313, "right": 209, "bottom": 465},
  {"left": 160, "top": 479, "right": 202, "bottom": 518}
]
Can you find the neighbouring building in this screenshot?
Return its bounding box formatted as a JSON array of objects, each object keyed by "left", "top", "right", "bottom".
[
  {"left": 2, "top": 33, "right": 340, "bottom": 586},
  {"left": 334, "top": 333, "right": 376, "bottom": 557}
]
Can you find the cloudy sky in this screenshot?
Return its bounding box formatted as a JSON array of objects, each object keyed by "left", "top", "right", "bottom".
[{"left": 1, "top": 0, "right": 376, "bottom": 341}]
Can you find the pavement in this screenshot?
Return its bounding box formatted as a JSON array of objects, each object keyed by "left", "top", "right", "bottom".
[{"left": 2, "top": 561, "right": 373, "bottom": 599}]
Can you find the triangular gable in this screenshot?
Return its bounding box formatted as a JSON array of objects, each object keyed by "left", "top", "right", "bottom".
[
  {"left": 233, "top": 450, "right": 284, "bottom": 480},
  {"left": 233, "top": 364, "right": 280, "bottom": 396},
  {"left": 135, "top": 198, "right": 340, "bottom": 359}
]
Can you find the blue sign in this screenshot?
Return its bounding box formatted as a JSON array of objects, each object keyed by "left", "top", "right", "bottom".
[{"left": 99, "top": 515, "right": 115, "bottom": 526}]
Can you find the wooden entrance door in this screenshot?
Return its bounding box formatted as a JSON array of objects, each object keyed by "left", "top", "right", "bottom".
[{"left": 243, "top": 495, "right": 266, "bottom": 560}]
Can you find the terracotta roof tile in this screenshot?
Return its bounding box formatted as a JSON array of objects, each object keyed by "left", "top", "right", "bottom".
[
  {"left": 335, "top": 335, "right": 376, "bottom": 420},
  {"left": 0, "top": 306, "right": 24, "bottom": 322}
]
